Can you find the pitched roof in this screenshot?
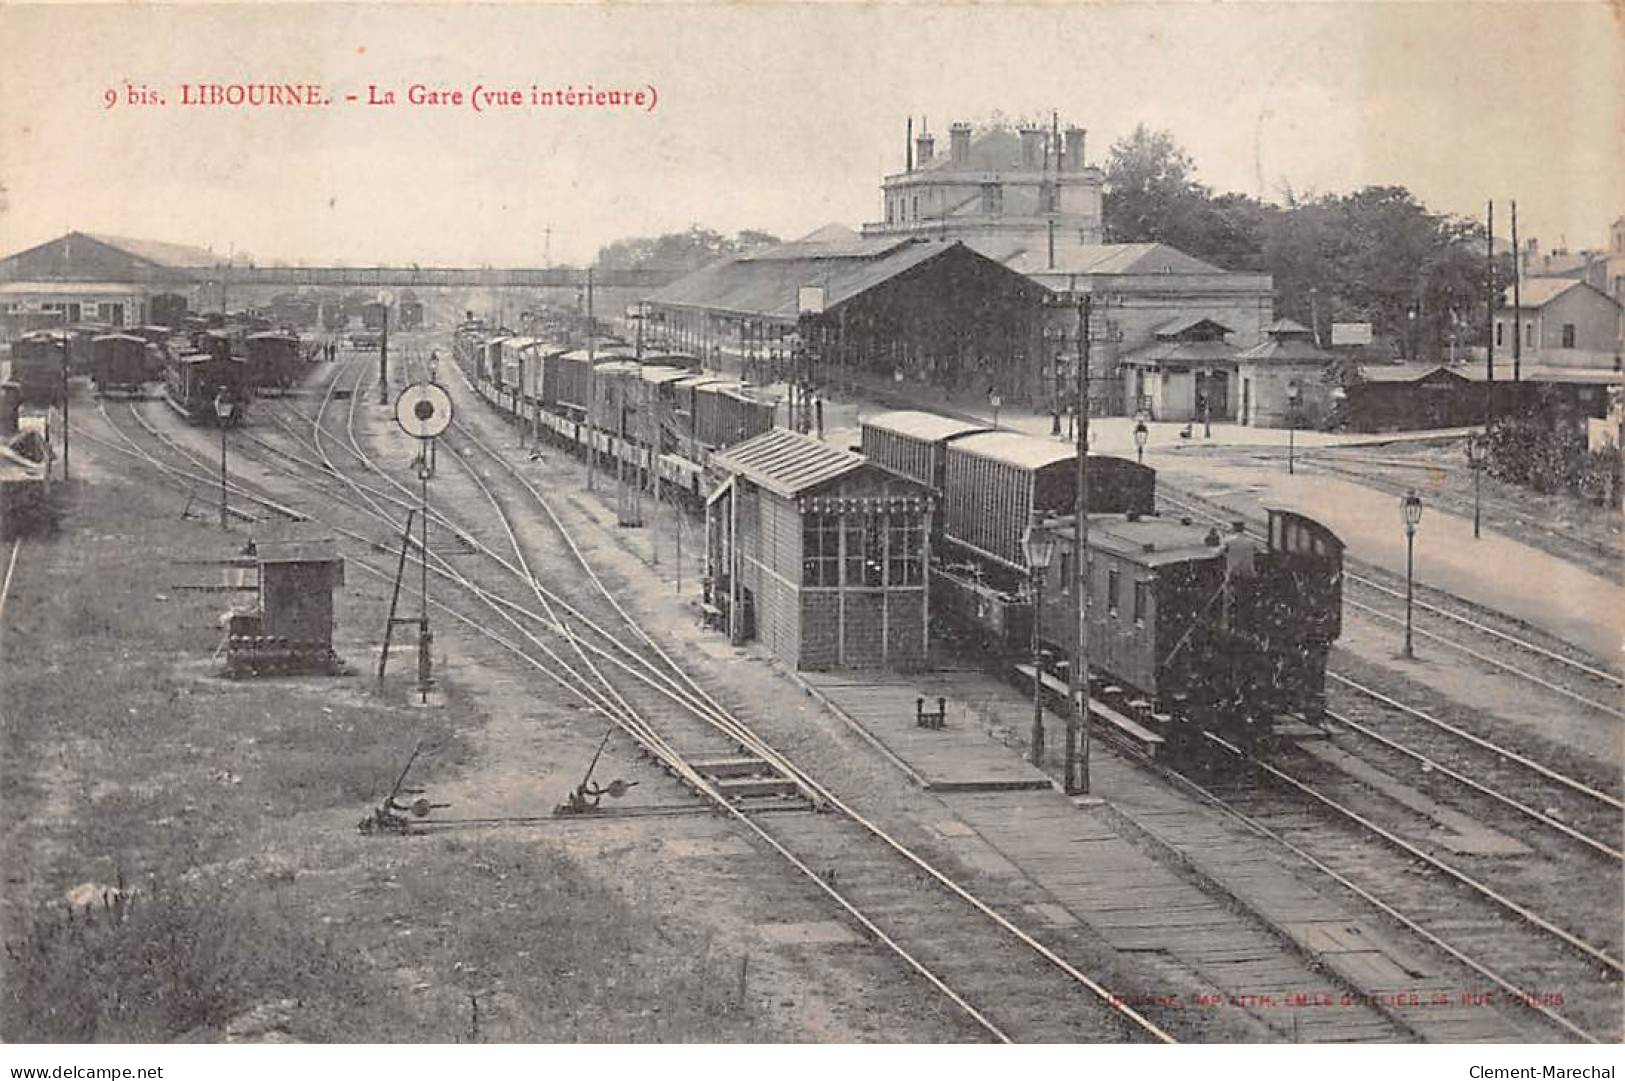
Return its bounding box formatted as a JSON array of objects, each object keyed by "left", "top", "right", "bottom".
[
  {"left": 1120, "top": 339, "right": 1239, "bottom": 367},
  {"left": 1355, "top": 363, "right": 1458, "bottom": 384},
  {"left": 1505, "top": 277, "right": 1581, "bottom": 308},
  {"left": 82, "top": 232, "right": 222, "bottom": 268},
  {"left": 1236, "top": 335, "right": 1332, "bottom": 365},
  {"left": 646, "top": 238, "right": 1034, "bottom": 321},
  {"left": 1004, "top": 243, "right": 1222, "bottom": 276},
  {"left": 710, "top": 428, "right": 866, "bottom": 498},
  {"left": 1152, "top": 315, "right": 1233, "bottom": 339},
  {"left": 1262, "top": 318, "right": 1313, "bottom": 336},
  {"left": 1502, "top": 277, "right": 1621, "bottom": 309}
]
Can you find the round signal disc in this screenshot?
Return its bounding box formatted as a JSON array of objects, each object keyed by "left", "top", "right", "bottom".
[{"left": 395, "top": 382, "right": 453, "bottom": 439}]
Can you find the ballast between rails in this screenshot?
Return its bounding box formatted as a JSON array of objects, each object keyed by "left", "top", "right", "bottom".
[
  {"left": 222, "top": 349, "right": 1171, "bottom": 1043},
  {"left": 423, "top": 348, "right": 1177, "bottom": 1042}
]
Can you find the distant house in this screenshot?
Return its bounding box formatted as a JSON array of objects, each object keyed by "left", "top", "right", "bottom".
[
  {"left": 1493, "top": 277, "right": 1622, "bottom": 368},
  {"left": 1233, "top": 320, "right": 1337, "bottom": 428},
  {"left": 1117, "top": 316, "right": 1238, "bottom": 422}
]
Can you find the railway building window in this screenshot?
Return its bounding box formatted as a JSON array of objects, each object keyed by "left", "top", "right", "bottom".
[
  {"left": 1496, "top": 322, "right": 1504, "bottom": 347},
  {"left": 1040, "top": 182, "right": 1058, "bottom": 214},
  {"left": 1562, "top": 323, "right": 1575, "bottom": 348},
  {"left": 1107, "top": 568, "right": 1120, "bottom": 615},
  {"left": 1524, "top": 322, "right": 1534, "bottom": 347},
  {"left": 803, "top": 514, "right": 839, "bottom": 587},
  {"left": 842, "top": 517, "right": 865, "bottom": 586},
  {"left": 1133, "top": 580, "right": 1148, "bottom": 624},
  {"left": 981, "top": 183, "right": 1003, "bottom": 214},
  {"left": 887, "top": 515, "right": 923, "bottom": 586},
  {"left": 863, "top": 518, "right": 885, "bottom": 587}
]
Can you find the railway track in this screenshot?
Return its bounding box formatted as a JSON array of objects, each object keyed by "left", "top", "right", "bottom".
[
  {"left": 1139, "top": 485, "right": 1622, "bottom": 1040},
  {"left": 1049, "top": 707, "right": 1619, "bottom": 1043},
  {"left": 151, "top": 354, "right": 1184, "bottom": 1044},
  {"left": 84, "top": 355, "right": 1617, "bottom": 1043},
  {"left": 435, "top": 349, "right": 1625, "bottom": 1043},
  {"left": 1195, "top": 732, "right": 1621, "bottom": 1043}
]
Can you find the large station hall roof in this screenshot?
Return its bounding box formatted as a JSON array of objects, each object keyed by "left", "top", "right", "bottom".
[{"left": 644, "top": 234, "right": 1042, "bottom": 322}]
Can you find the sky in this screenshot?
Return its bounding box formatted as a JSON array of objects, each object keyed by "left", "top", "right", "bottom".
[{"left": 1, "top": 2, "right": 1620, "bottom": 268}]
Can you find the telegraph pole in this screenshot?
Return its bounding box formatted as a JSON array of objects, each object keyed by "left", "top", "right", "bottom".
[
  {"left": 586, "top": 268, "right": 597, "bottom": 492},
  {"left": 1066, "top": 293, "right": 1093, "bottom": 797},
  {"left": 1486, "top": 201, "right": 1496, "bottom": 429},
  {"left": 59, "top": 358, "right": 69, "bottom": 481},
  {"left": 378, "top": 298, "right": 391, "bottom": 405}
]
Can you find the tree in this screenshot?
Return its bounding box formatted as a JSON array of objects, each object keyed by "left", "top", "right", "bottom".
[
  {"left": 1102, "top": 125, "right": 1209, "bottom": 246},
  {"left": 594, "top": 226, "right": 782, "bottom": 273}
]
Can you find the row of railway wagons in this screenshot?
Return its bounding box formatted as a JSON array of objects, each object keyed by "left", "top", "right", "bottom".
[
  {"left": 450, "top": 319, "right": 1344, "bottom": 756},
  {"left": 455, "top": 325, "right": 778, "bottom": 502},
  {"left": 860, "top": 410, "right": 1344, "bottom": 754}
]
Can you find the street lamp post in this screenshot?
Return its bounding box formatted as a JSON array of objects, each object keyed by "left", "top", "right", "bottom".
[
  {"left": 1401, "top": 489, "right": 1424, "bottom": 657},
  {"left": 1133, "top": 419, "right": 1148, "bottom": 465},
  {"left": 213, "top": 388, "right": 233, "bottom": 529},
  {"left": 1023, "top": 516, "right": 1055, "bottom": 767},
  {"left": 1286, "top": 381, "right": 1301, "bottom": 475}
]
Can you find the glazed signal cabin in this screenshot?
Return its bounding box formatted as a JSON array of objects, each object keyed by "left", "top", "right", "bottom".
[{"left": 707, "top": 429, "right": 935, "bottom": 671}]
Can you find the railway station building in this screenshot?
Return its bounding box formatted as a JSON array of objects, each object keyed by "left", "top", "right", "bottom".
[
  {"left": 857, "top": 118, "right": 1276, "bottom": 418},
  {"left": 705, "top": 428, "right": 935, "bottom": 672},
  {"left": 644, "top": 230, "right": 1051, "bottom": 404}
]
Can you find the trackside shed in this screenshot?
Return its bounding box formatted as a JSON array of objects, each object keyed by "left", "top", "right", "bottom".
[{"left": 707, "top": 428, "right": 935, "bottom": 671}]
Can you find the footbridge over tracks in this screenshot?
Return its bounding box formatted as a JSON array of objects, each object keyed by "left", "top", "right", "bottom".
[
  {"left": 195, "top": 266, "right": 680, "bottom": 329},
  {"left": 221, "top": 266, "right": 673, "bottom": 290}
]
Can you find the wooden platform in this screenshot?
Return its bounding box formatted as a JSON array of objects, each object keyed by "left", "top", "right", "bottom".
[
  {"left": 798, "top": 664, "right": 1537, "bottom": 1043},
  {"left": 948, "top": 789, "right": 1403, "bottom": 1043},
  {"left": 797, "top": 670, "right": 1053, "bottom": 792},
  {"left": 1092, "top": 752, "right": 1534, "bottom": 1042}
]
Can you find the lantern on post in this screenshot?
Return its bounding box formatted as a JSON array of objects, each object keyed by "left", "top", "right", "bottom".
[
  {"left": 1133, "top": 419, "right": 1148, "bottom": 465},
  {"left": 213, "top": 388, "right": 234, "bottom": 529},
  {"left": 1400, "top": 489, "right": 1424, "bottom": 658},
  {"left": 1022, "top": 516, "right": 1056, "bottom": 767},
  {"left": 1286, "top": 380, "right": 1302, "bottom": 475}
]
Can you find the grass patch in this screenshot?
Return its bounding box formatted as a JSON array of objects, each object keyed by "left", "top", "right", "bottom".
[
  {"left": 3, "top": 442, "right": 791, "bottom": 1043},
  {"left": 3, "top": 874, "right": 362, "bottom": 1043}
]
